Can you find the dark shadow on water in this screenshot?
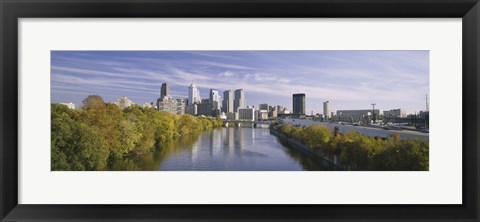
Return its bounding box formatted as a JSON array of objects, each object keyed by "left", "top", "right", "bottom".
[
  {"left": 107, "top": 133, "right": 201, "bottom": 171},
  {"left": 278, "top": 140, "right": 338, "bottom": 171}
]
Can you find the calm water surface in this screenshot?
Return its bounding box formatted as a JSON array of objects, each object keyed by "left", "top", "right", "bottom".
[{"left": 110, "top": 127, "right": 328, "bottom": 171}]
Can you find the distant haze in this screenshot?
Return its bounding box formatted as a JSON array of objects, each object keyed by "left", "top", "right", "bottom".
[{"left": 51, "top": 51, "right": 429, "bottom": 114}]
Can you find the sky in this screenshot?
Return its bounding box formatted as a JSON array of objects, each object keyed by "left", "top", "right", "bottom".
[{"left": 51, "top": 51, "right": 429, "bottom": 114}]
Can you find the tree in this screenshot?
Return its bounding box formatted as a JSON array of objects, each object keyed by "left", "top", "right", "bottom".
[
  {"left": 82, "top": 95, "right": 106, "bottom": 110},
  {"left": 303, "top": 125, "right": 332, "bottom": 150},
  {"left": 51, "top": 111, "right": 108, "bottom": 170}
]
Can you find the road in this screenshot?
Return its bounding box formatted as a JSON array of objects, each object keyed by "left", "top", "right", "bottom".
[{"left": 282, "top": 119, "right": 428, "bottom": 140}]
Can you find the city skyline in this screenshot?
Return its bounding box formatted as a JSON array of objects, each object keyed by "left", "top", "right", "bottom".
[{"left": 51, "top": 51, "right": 429, "bottom": 114}]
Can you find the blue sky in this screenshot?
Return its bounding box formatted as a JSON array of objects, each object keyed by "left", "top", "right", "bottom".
[{"left": 51, "top": 51, "right": 429, "bottom": 114}]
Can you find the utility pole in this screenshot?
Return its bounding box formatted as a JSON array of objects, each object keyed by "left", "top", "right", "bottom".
[{"left": 371, "top": 103, "right": 376, "bottom": 123}]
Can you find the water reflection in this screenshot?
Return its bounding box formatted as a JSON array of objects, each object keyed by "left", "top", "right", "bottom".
[{"left": 108, "top": 127, "right": 330, "bottom": 171}]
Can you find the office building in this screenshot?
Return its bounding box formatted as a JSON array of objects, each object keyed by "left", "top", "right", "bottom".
[
  {"left": 197, "top": 101, "right": 211, "bottom": 117},
  {"left": 336, "top": 109, "right": 382, "bottom": 122},
  {"left": 114, "top": 96, "right": 135, "bottom": 110},
  {"left": 188, "top": 83, "right": 201, "bottom": 105},
  {"left": 383, "top": 109, "right": 407, "bottom": 118},
  {"left": 238, "top": 107, "right": 255, "bottom": 121},
  {"left": 209, "top": 89, "right": 221, "bottom": 116},
  {"left": 268, "top": 106, "right": 278, "bottom": 119},
  {"left": 157, "top": 96, "right": 176, "bottom": 113},
  {"left": 185, "top": 104, "right": 198, "bottom": 116},
  {"left": 222, "top": 90, "right": 234, "bottom": 114},
  {"left": 292, "top": 93, "right": 306, "bottom": 115},
  {"left": 258, "top": 110, "right": 268, "bottom": 120},
  {"left": 161, "top": 83, "right": 170, "bottom": 99},
  {"left": 259, "top": 103, "right": 268, "bottom": 111},
  {"left": 234, "top": 89, "right": 245, "bottom": 112},
  {"left": 157, "top": 96, "right": 186, "bottom": 115},
  {"left": 175, "top": 98, "right": 186, "bottom": 115},
  {"left": 323, "top": 101, "right": 331, "bottom": 119}
]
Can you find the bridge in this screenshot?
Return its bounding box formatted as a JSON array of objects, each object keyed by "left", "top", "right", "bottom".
[{"left": 223, "top": 120, "right": 273, "bottom": 128}]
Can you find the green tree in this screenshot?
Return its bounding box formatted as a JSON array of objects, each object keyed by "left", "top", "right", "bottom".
[{"left": 51, "top": 111, "right": 108, "bottom": 170}]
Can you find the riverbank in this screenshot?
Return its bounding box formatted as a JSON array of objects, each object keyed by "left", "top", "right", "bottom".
[
  {"left": 51, "top": 97, "right": 223, "bottom": 171},
  {"left": 272, "top": 123, "right": 429, "bottom": 171},
  {"left": 270, "top": 128, "right": 348, "bottom": 170}
]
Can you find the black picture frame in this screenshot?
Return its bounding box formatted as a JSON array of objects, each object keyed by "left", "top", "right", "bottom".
[{"left": 1, "top": 0, "right": 479, "bottom": 221}]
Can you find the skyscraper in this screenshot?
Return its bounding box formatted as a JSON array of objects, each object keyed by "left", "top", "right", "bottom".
[
  {"left": 209, "top": 89, "right": 221, "bottom": 116},
  {"left": 188, "top": 83, "right": 201, "bottom": 105},
  {"left": 222, "top": 90, "right": 234, "bottom": 113},
  {"left": 292, "top": 93, "right": 306, "bottom": 115},
  {"left": 161, "top": 83, "right": 170, "bottom": 98},
  {"left": 234, "top": 89, "right": 245, "bottom": 112},
  {"left": 259, "top": 103, "right": 268, "bottom": 111},
  {"left": 323, "top": 101, "right": 331, "bottom": 119}
]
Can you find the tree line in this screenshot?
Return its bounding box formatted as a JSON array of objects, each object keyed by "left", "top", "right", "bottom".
[
  {"left": 51, "top": 95, "right": 223, "bottom": 171},
  {"left": 276, "top": 124, "right": 429, "bottom": 170}
]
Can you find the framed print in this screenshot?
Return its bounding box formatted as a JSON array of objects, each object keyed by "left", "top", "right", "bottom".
[{"left": 1, "top": 0, "right": 479, "bottom": 221}]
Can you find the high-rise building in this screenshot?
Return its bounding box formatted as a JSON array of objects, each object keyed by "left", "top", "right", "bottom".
[
  {"left": 234, "top": 89, "right": 245, "bottom": 112},
  {"left": 197, "top": 100, "right": 211, "bottom": 116},
  {"left": 157, "top": 96, "right": 176, "bottom": 113},
  {"left": 292, "top": 93, "right": 306, "bottom": 115},
  {"left": 209, "top": 89, "right": 221, "bottom": 116},
  {"left": 175, "top": 98, "right": 186, "bottom": 115},
  {"left": 323, "top": 101, "right": 331, "bottom": 119},
  {"left": 259, "top": 103, "right": 268, "bottom": 111},
  {"left": 185, "top": 104, "right": 198, "bottom": 116},
  {"left": 188, "top": 83, "right": 201, "bottom": 105},
  {"left": 222, "top": 90, "right": 234, "bottom": 114},
  {"left": 161, "top": 83, "right": 170, "bottom": 98},
  {"left": 157, "top": 96, "right": 185, "bottom": 115}
]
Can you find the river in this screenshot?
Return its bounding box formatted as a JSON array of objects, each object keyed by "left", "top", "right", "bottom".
[{"left": 108, "top": 127, "right": 331, "bottom": 171}]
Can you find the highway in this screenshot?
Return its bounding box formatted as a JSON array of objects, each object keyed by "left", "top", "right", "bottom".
[{"left": 282, "top": 119, "right": 429, "bottom": 140}]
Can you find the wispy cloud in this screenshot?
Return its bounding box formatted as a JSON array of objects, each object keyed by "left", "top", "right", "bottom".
[{"left": 51, "top": 50, "right": 429, "bottom": 114}]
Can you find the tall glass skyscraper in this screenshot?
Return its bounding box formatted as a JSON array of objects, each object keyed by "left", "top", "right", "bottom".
[
  {"left": 234, "top": 89, "right": 245, "bottom": 112},
  {"left": 292, "top": 93, "right": 306, "bottom": 115}
]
